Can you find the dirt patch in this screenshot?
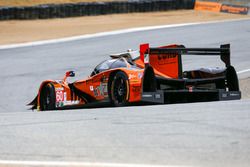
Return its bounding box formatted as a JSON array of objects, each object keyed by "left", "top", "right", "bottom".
[
  {"left": 0, "top": 0, "right": 121, "bottom": 7},
  {"left": 0, "top": 10, "right": 249, "bottom": 45},
  {"left": 239, "top": 78, "right": 250, "bottom": 99}
]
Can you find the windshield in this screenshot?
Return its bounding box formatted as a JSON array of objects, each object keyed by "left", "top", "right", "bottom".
[{"left": 90, "top": 58, "right": 128, "bottom": 76}]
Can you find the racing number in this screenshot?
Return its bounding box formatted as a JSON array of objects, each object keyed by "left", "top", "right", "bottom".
[{"left": 56, "top": 91, "right": 64, "bottom": 102}]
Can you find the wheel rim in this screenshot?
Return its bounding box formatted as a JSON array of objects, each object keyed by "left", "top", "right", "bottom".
[{"left": 113, "top": 77, "right": 127, "bottom": 104}]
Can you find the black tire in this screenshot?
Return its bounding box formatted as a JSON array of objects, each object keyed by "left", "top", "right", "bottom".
[
  {"left": 226, "top": 66, "right": 239, "bottom": 91},
  {"left": 143, "top": 66, "right": 157, "bottom": 92},
  {"left": 109, "top": 71, "right": 129, "bottom": 107},
  {"left": 40, "top": 83, "right": 56, "bottom": 111}
]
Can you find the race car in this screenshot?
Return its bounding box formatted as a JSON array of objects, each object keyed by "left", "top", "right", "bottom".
[{"left": 28, "top": 43, "right": 241, "bottom": 111}]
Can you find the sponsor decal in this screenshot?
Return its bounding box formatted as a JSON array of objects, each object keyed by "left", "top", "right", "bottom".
[
  {"left": 56, "top": 90, "right": 64, "bottom": 102},
  {"left": 56, "top": 102, "right": 64, "bottom": 107},
  {"left": 221, "top": 4, "right": 249, "bottom": 15},
  {"left": 155, "top": 94, "right": 161, "bottom": 99},
  {"left": 142, "top": 94, "right": 152, "bottom": 98},
  {"left": 63, "top": 100, "right": 80, "bottom": 105},
  {"left": 94, "top": 83, "right": 108, "bottom": 97},
  {"left": 158, "top": 54, "right": 177, "bottom": 60},
  {"left": 94, "top": 89, "right": 98, "bottom": 97},
  {"left": 55, "top": 87, "right": 64, "bottom": 91},
  {"left": 194, "top": 1, "right": 222, "bottom": 12},
  {"left": 130, "top": 80, "right": 140, "bottom": 83},
  {"left": 230, "top": 93, "right": 240, "bottom": 96},
  {"left": 138, "top": 72, "right": 143, "bottom": 79},
  {"left": 64, "top": 92, "right": 67, "bottom": 102},
  {"left": 132, "top": 86, "right": 141, "bottom": 92},
  {"left": 144, "top": 53, "right": 149, "bottom": 64},
  {"left": 222, "top": 93, "right": 228, "bottom": 98},
  {"left": 90, "top": 86, "right": 94, "bottom": 91},
  {"left": 101, "top": 75, "right": 108, "bottom": 82},
  {"left": 157, "top": 54, "right": 177, "bottom": 65},
  {"left": 187, "top": 86, "right": 193, "bottom": 92},
  {"left": 129, "top": 74, "right": 136, "bottom": 79}
]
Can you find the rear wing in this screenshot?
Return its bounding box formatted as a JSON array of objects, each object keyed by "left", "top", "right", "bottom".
[{"left": 140, "top": 43, "right": 231, "bottom": 79}]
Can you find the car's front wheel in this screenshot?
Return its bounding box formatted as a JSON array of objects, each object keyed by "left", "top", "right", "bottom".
[
  {"left": 40, "top": 83, "right": 56, "bottom": 111},
  {"left": 110, "top": 71, "right": 129, "bottom": 106}
]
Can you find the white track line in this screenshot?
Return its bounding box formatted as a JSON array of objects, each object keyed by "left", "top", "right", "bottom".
[
  {"left": 0, "top": 18, "right": 249, "bottom": 50},
  {"left": 0, "top": 160, "right": 192, "bottom": 167},
  {"left": 237, "top": 69, "right": 250, "bottom": 74}
]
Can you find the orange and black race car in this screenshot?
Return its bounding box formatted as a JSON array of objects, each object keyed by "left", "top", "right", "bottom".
[{"left": 29, "top": 43, "right": 241, "bottom": 111}]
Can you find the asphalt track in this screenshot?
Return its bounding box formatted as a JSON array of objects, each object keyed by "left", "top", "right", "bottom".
[{"left": 0, "top": 19, "right": 250, "bottom": 166}]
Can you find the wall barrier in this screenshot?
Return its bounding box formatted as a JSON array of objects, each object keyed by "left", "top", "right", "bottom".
[{"left": 0, "top": 0, "right": 195, "bottom": 20}]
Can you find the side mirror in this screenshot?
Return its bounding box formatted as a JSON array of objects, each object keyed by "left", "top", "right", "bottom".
[
  {"left": 63, "top": 71, "right": 75, "bottom": 82},
  {"left": 66, "top": 71, "right": 75, "bottom": 77}
]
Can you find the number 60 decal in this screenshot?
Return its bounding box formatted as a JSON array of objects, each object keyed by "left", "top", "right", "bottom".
[{"left": 56, "top": 90, "right": 64, "bottom": 102}]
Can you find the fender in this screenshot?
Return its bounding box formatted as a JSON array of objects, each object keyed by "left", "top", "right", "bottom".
[{"left": 36, "top": 80, "right": 65, "bottom": 111}]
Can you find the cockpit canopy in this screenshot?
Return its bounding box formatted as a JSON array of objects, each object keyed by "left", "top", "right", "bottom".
[
  {"left": 90, "top": 50, "right": 140, "bottom": 77},
  {"left": 90, "top": 58, "right": 127, "bottom": 76}
]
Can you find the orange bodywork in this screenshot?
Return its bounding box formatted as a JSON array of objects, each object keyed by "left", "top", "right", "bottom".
[
  {"left": 73, "top": 68, "right": 143, "bottom": 103},
  {"left": 136, "top": 44, "right": 180, "bottom": 79},
  {"left": 33, "top": 43, "right": 181, "bottom": 110},
  {"left": 36, "top": 67, "right": 144, "bottom": 110}
]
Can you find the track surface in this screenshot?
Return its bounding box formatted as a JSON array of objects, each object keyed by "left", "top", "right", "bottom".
[{"left": 0, "top": 19, "right": 250, "bottom": 166}]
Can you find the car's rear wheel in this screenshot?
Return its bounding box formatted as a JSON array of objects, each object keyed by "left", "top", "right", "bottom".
[
  {"left": 110, "top": 71, "right": 129, "bottom": 106},
  {"left": 226, "top": 66, "right": 239, "bottom": 91},
  {"left": 40, "top": 83, "right": 56, "bottom": 111}
]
